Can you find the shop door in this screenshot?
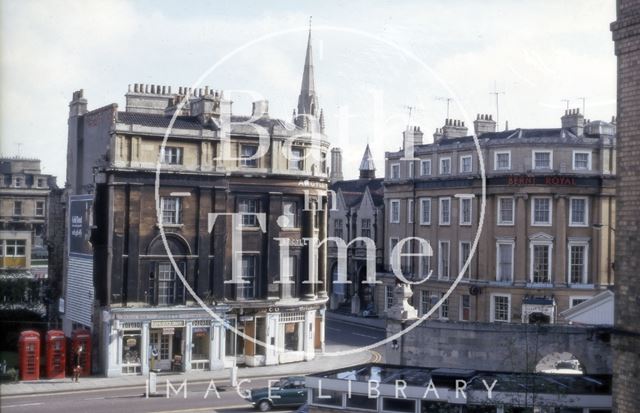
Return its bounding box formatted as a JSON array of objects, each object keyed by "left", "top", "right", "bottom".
[{"left": 150, "top": 331, "right": 172, "bottom": 370}]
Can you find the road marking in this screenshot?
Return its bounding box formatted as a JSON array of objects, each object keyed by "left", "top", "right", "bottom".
[
  {"left": 4, "top": 402, "right": 44, "bottom": 408},
  {"left": 326, "top": 326, "right": 341, "bottom": 331},
  {"left": 353, "top": 332, "right": 381, "bottom": 339}
]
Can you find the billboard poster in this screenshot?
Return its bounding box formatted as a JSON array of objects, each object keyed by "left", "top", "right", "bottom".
[{"left": 68, "top": 195, "right": 93, "bottom": 257}]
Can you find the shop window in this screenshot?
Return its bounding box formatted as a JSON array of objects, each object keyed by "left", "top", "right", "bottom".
[
  {"left": 122, "top": 333, "right": 141, "bottom": 366},
  {"left": 311, "top": 389, "right": 342, "bottom": 406},
  {"left": 191, "top": 327, "right": 210, "bottom": 362},
  {"left": 346, "top": 394, "right": 377, "bottom": 410},
  {"left": 382, "top": 397, "right": 415, "bottom": 413}
]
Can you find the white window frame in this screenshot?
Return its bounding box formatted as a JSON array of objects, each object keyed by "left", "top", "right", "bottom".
[
  {"left": 459, "top": 155, "right": 473, "bottom": 173},
  {"left": 385, "top": 285, "right": 394, "bottom": 310},
  {"left": 407, "top": 199, "right": 414, "bottom": 223},
  {"left": 490, "top": 293, "right": 511, "bottom": 323},
  {"left": 438, "top": 240, "right": 450, "bottom": 280},
  {"left": 572, "top": 150, "right": 592, "bottom": 171},
  {"left": 162, "top": 146, "right": 183, "bottom": 165},
  {"left": 438, "top": 292, "right": 449, "bottom": 319},
  {"left": 35, "top": 201, "right": 45, "bottom": 217},
  {"left": 532, "top": 150, "right": 553, "bottom": 170},
  {"left": 459, "top": 241, "right": 471, "bottom": 279},
  {"left": 567, "top": 241, "right": 589, "bottom": 285},
  {"left": 439, "top": 157, "right": 451, "bottom": 175},
  {"left": 497, "top": 196, "right": 515, "bottom": 226},
  {"left": 420, "top": 290, "right": 431, "bottom": 316},
  {"left": 389, "top": 200, "right": 400, "bottom": 223},
  {"left": 439, "top": 197, "right": 451, "bottom": 226},
  {"left": 282, "top": 201, "right": 298, "bottom": 229},
  {"left": 529, "top": 240, "right": 554, "bottom": 284},
  {"left": 459, "top": 198, "right": 472, "bottom": 226},
  {"left": 160, "top": 197, "right": 182, "bottom": 225},
  {"left": 459, "top": 295, "right": 471, "bottom": 321},
  {"left": 569, "top": 296, "right": 591, "bottom": 308},
  {"left": 531, "top": 196, "right": 553, "bottom": 226},
  {"left": 420, "top": 159, "right": 432, "bottom": 176},
  {"left": 289, "top": 147, "right": 305, "bottom": 171},
  {"left": 496, "top": 241, "right": 515, "bottom": 282},
  {"left": 390, "top": 163, "right": 400, "bottom": 179},
  {"left": 419, "top": 198, "right": 431, "bottom": 225},
  {"left": 494, "top": 151, "right": 511, "bottom": 171},
  {"left": 389, "top": 237, "right": 399, "bottom": 269},
  {"left": 569, "top": 197, "right": 589, "bottom": 227}
]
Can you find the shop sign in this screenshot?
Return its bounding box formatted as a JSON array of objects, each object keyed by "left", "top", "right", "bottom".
[
  {"left": 162, "top": 328, "right": 175, "bottom": 335},
  {"left": 506, "top": 175, "right": 577, "bottom": 186},
  {"left": 268, "top": 305, "right": 318, "bottom": 313},
  {"left": 151, "top": 320, "right": 185, "bottom": 328},
  {"left": 126, "top": 338, "right": 137, "bottom": 347},
  {"left": 239, "top": 315, "right": 254, "bottom": 322}
]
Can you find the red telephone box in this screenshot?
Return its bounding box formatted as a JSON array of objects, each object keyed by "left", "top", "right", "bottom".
[
  {"left": 18, "top": 330, "right": 41, "bottom": 381},
  {"left": 45, "top": 330, "right": 66, "bottom": 379},
  {"left": 71, "top": 329, "right": 91, "bottom": 376}
]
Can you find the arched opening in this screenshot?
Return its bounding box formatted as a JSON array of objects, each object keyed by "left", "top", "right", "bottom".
[
  {"left": 528, "top": 312, "right": 551, "bottom": 324},
  {"left": 535, "top": 351, "right": 585, "bottom": 374},
  {"left": 146, "top": 235, "right": 190, "bottom": 307},
  {"left": 357, "top": 264, "right": 375, "bottom": 316},
  {"left": 330, "top": 262, "right": 346, "bottom": 300}
]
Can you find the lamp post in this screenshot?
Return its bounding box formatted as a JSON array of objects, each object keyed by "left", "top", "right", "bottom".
[{"left": 592, "top": 223, "right": 616, "bottom": 272}]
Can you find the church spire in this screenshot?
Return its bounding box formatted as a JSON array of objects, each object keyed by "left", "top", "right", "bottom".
[
  {"left": 359, "top": 144, "right": 376, "bottom": 179},
  {"left": 295, "top": 18, "right": 320, "bottom": 129}
]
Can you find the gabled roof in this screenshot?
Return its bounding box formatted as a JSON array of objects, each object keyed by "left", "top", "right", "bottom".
[{"left": 330, "top": 178, "right": 384, "bottom": 208}]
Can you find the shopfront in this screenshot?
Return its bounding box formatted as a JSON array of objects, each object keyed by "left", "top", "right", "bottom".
[{"left": 104, "top": 308, "right": 229, "bottom": 377}]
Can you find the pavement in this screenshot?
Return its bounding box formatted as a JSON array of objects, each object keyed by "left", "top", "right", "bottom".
[
  {"left": 1, "top": 313, "right": 385, "bottom": 398},
  {"left": 1, "top": 347, "right": 374, "bottom": 397},
  {"left": 325, "top": 311, "right": 386, "bottom": 330}
]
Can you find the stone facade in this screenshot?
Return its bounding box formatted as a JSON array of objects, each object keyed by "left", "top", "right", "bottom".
[
  {"left": 0, "top": 157, "right": 57, "bottom": 311},
  {"left": 63, "top": 32, "right": 332, "bottom": 376},
  {"left": 379, "top": 114, "right": 616, "bottom": 325},
  {"left": 327, "top": 145, "right": 384, "bottom": 315},
  {"left": 611, "top": 1, "right": 640, "bottom": 411}
]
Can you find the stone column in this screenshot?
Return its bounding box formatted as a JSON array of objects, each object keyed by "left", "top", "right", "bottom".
[
  {"left": 184, "top": 322, "right": 192, "bottom": 372},
  {"left": 267, "top": 193, "right": 283, "bottom": 300},
  {"left": 302, "top": 199, "right": 316, "bottom": 300},
  {"left": 554, "top": 195, "right": 567, "bottom": 285},
  {"left": 141, "top": 321, "right": 150, "bottom": 375}
]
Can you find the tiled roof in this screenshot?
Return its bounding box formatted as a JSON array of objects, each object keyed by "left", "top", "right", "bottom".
[{"left": 331, "top": 178, "right": 384, "bottom": 207}]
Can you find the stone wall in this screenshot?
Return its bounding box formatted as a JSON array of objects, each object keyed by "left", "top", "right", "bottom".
[
  {"left": 611, "top": 1, "right": 640, "bottom": 411},
  {"left": 386, "top": 319, "right": 611, "bottom": 374}
]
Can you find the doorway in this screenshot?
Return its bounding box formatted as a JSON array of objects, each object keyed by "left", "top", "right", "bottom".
[{"left": 150, "top": 330, "right": 172, "bottom": 370}]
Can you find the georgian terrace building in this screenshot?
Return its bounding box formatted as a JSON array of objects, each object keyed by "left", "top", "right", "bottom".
[
  {"left": 377, "top": 110, "right": 616, "bottom": 324},
  {"left": 63, "top": 32, "right": 332, "bottom": 376}
]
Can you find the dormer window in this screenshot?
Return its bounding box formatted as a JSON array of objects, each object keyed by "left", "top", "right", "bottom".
[{"left": 13, "top": 177, "right": 23, "bottom": 188}]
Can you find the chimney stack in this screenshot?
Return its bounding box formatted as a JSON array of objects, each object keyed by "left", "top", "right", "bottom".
[
  {"left": 441, "top": 118, "right": 468, "bottom": 139},
  {"left": 69, "top": 89, "right": 88, "bottom": 117},
  {"left": 330, "top": 147, "right": 344, "bottom": 183},
  {"left": 403, "top": 125, "right": 424, "bottom": 149},
  {"left": 473, "top": 114, "right": 497, "bottom": 136},
  {"left": 251, "top": 100, "right": 269, "bottom": 118},
  {"left": 561, "top": 108, "right": 585, "bottom": 136}
]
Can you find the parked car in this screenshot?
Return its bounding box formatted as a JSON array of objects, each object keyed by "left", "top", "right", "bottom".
[{"left": 246, "top": 376, "right": 307, "bottom": 411}]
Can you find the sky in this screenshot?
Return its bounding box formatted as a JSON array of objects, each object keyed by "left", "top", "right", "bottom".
[{"left": 0, "top": 0, "right": 616, "bottom": 183}]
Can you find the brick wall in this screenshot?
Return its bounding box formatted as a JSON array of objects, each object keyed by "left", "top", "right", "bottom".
[{"left": 611, "top": 1, "right": 640, "bottom": 411}]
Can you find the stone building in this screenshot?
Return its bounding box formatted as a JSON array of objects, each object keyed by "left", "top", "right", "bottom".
[
  {"left": 0, "top": 157, "right": 57, "bottom": 310},
  {"left": 63, "top": 31, "right": 331, "bottom": 376},
  {"left": 327, "top": 145, "right": 384, "bottom": 315},
  {"left": 377, "top": 112, "right": 616, "bottom": 325},
  {"left": 611, "top": 2, "right": 640, "bottom": 411}
]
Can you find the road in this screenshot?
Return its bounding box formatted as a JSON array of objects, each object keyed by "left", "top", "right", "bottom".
[{"left": 1, "top": 317, "right": 385, "bottom": 413}]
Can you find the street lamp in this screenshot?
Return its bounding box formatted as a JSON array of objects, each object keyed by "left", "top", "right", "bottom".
[
  {"left": 592, "top": 223, "right": 616, "bottom": 232},
  {"left": 592, "top": 223, "right": 616, "bottom": 271}
]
